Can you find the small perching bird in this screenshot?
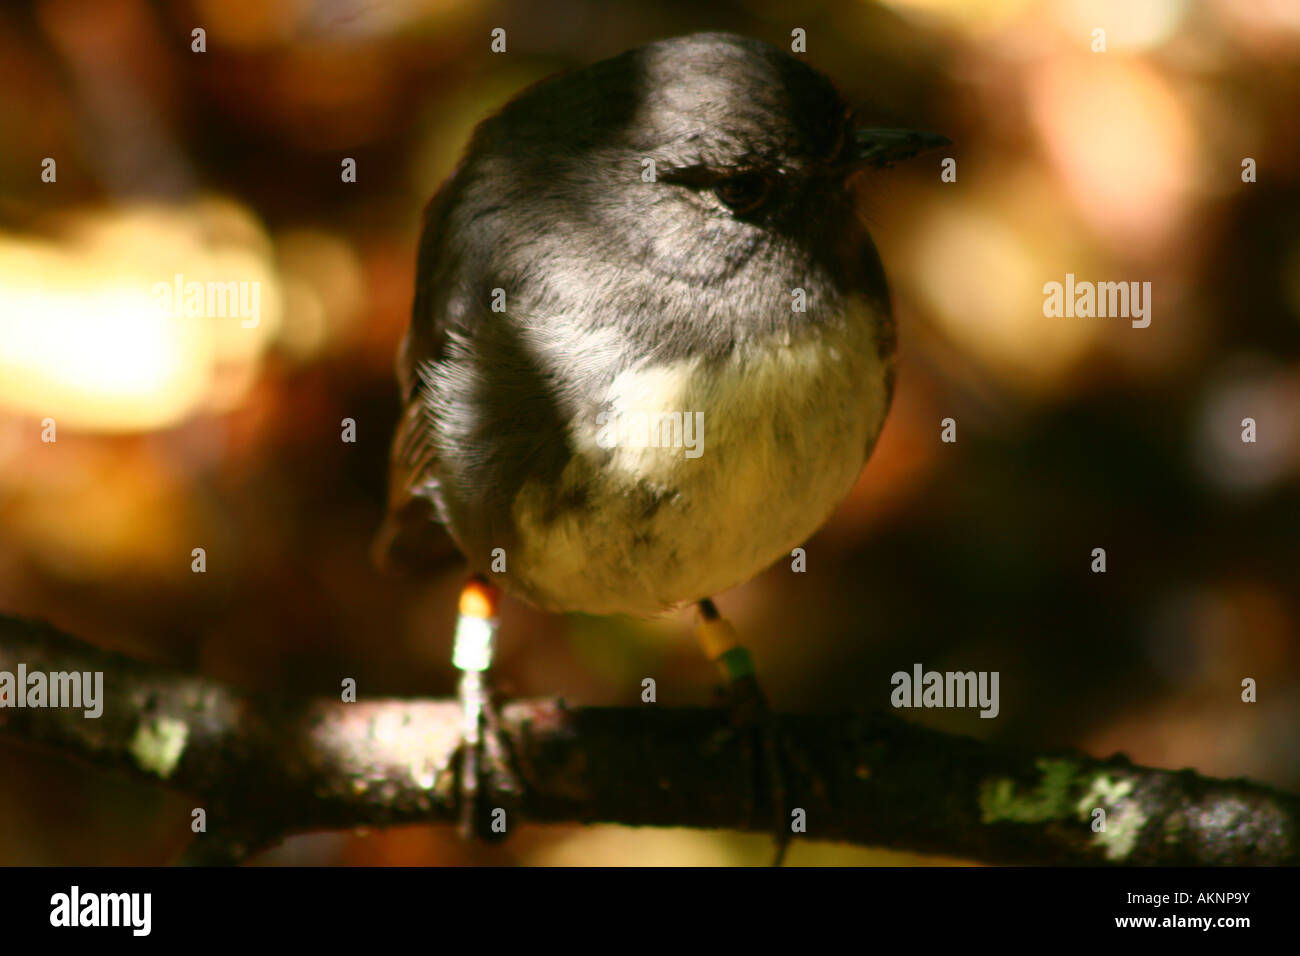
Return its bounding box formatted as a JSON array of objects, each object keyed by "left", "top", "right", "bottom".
[{"left": 379, "top": 32, "right": 947, "bottom": 860}]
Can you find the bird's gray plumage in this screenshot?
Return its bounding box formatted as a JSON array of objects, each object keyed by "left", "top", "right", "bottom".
[{"left": 381, "top": 33, "right": 915, "bottom": 612}]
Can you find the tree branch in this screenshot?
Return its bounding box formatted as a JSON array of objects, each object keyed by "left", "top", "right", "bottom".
[{"left": 1, "top": 612, "right": 1296, "bottom": 865}]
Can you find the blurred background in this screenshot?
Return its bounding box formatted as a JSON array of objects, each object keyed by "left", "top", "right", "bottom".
[{"left": 1, "top": 0, "right": 1298, "bottom": 866}]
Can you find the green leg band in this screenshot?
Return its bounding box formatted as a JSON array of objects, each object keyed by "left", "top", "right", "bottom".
[{"left": 717, "top": 646, "right": 755, "bottom": 683}]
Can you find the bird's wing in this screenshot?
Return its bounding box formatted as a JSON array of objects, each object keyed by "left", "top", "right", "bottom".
[{"left": 372, "top": 183, "right": 464, "bottom": 573}]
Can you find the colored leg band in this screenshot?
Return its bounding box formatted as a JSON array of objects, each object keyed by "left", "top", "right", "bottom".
[
  {"left": 716, "top": 646, "right": 755, "bottom": 683},
  {"left": 696, "top": 616, "right": 740, "bottom": 659},
  {"left": 453, "top": 576, "right": 500, "bottom": 673},
  {"left": 452, "top": 614, "right": 496, "bottom": 672}
]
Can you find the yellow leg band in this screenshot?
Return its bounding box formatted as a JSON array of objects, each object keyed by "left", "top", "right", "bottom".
[{"left": 696, "top": 617, "right": 740, "bottom": 661}]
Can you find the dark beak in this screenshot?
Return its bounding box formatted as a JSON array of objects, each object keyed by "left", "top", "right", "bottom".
[{"left": 853, "top": 128, "right": 951, "bottom": 169}]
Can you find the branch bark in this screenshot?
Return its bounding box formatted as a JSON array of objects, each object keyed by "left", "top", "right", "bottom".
[{"left": 1, "top": 612, "right": 1296, "bottom": 865}]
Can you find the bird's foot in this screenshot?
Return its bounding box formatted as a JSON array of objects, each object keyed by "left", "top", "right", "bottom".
[
  {"left": 697, "top": 599, "right": 809, "bottom": 866},
  {"left": 455, "top": 671, "right": 523, "bottom": 842},
  {"left": 724, "top": 672, "right": 801, "bottom": 865}
]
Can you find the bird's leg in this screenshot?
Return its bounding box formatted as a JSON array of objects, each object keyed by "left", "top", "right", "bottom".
[
  {"left": 695, "top": 598, "right": 794, "bottom": 865},
  {"left": 452, "top": 575, "right": 520, "bottom": 841}
]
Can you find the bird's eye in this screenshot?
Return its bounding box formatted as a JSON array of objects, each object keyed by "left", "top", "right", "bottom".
[{"left": 713, "top": 172, "right": 771, "bottom": 215}]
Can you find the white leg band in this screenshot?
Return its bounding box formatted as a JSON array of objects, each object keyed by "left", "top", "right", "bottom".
[{"left": 452, "top": 614, "right": 497, "bottom": 672}]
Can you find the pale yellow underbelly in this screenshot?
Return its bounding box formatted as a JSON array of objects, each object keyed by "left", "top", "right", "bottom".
[{"left": 507, "top": 309, "right": 891, "bottom": 615}]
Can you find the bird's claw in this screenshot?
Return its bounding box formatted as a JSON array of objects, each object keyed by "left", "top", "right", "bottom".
[
  {"left": 455, "top": 677, "right": 522, "bottom": 843},
  {"left": 721, "top": 673, "right": 808, "bottom": 866}
]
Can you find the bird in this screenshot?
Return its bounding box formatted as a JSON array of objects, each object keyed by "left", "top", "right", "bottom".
[{"left": 377, "top": 31, "right": 948, "bottom": 860}]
